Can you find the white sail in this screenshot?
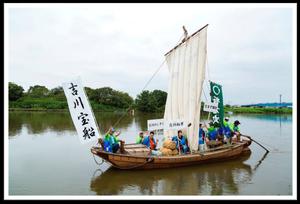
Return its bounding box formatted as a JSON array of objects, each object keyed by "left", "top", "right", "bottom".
[{"left": 163, "top": 25, "right": 207, "bottom": 152}]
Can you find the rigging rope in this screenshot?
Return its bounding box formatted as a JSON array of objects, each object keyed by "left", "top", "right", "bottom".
[
  {"left": 109, "top": 33, "right": 185, "bottom": 130},
  {"left": 92, "top": 33, "right": 185, "bottom": 152}
]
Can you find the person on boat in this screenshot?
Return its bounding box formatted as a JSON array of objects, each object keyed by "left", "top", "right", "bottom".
[
  {"left": 217, "top": 125, "right": 225, "bottom": 144},
  {"left": 206, "top": 122, "right": 218, "bottom": 142},
  {"left": 223, "top": 117, "right": 232, "bottom": 144},
  {"left": 230, "top": 120, "right": 241, "bottom": 142},
  {"left": 172, "top": 130, "right": 189, "bottom": 154},
  {"left": 198, "top": 123, "right": 206, "bottom": 152},
  {"left": 142, "top": 131, "right": 161, "bottom": 156},
  {"left": 142, "top": 131, "right": 158, "bottom": 150},
  {"left": 136, "top": 131, "right": 144, "bottom": 144},
  {"left": 103, "top": 127, "right": 121, "bottom": 153}
]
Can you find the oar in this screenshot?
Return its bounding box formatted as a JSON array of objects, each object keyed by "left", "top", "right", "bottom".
[{"left": 241, "top": 134, "right": 269, "bottom": 153}]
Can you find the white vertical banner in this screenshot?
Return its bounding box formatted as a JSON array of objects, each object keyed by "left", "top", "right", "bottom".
[{"left": 62, "top": 78, "right": 100, "bottom": 144}]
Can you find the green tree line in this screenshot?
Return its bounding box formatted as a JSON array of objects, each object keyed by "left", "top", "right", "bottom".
[{"left": 9, "top": 82, "right": 167, "bottom": 113}]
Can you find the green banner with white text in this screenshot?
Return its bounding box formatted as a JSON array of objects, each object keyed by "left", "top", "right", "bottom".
[{"left": 210, "top": 81, "right": 224, "bottom": 127}]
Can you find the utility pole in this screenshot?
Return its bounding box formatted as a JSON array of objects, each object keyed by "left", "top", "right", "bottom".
[{"left": 279, "top": 94, "right": 282, "bottom": 108}]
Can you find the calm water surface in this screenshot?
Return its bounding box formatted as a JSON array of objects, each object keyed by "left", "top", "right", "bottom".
[{"left": 9, "top": 111, "right": 293, "bottom": 195}]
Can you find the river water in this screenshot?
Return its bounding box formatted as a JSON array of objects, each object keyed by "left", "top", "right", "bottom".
[{"left": 8, "top": 111, "right": 293, "bottom": 196}]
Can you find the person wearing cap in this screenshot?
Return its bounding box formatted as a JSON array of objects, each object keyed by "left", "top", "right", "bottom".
[
  {"left": 223, "top": 117, "right": 230, "bottom": 127},
  {"left": 230, "top": 120, "right": 241, "bottom": 142},
  {"left": 136, "top": 131, "right": 145, "bottom": 144},
  {"left": 103, "top": 127, "right": 121, "bottom": 153},
  {"left": 223, "top": 117, "right": 232, "bottom": 144}
]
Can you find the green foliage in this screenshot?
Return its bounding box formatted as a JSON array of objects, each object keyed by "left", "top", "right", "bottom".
[
  {"left": 90, "top": 87, "right": 133, "bottom": 109},
  {"left": 49, "top": 86, "right": 66, "bottom": 101},
  {"left": 9, "top": 82, "right": 134, "bottom": 112},
  {"left": 27, "top": 85, "right": 49, "bottom": 98},
  {"left": 9, "top": 97, "right": 68, "bottom": 109},
  {"left": 84, "top": 87, "right": 94, "bottom": 98},
  {"left": 9, "top": 82, "right": 24, "bottom": 101},
  {"left": 135, "top": 90, "right": 167, "bottom": 112},
  {"left": 224, "top": 106, "right": 292, "bottom": 114}
]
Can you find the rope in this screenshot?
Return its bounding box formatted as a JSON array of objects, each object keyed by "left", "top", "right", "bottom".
[
  {"left": 109, "top": 33, "right": 185, "bottom": 130},
  {"left": 91, "top": 168, "right": 104, "bottom": 180},
  {"left": 92, "top": 153, "right": 105, "bottom": 165}
]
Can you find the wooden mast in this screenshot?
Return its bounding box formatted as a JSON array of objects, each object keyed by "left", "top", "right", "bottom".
[{"left": 164, "top": 24, "right": 209, "bottom": 56}]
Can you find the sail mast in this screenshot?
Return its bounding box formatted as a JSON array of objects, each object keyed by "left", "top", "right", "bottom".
[{"left": 164, "top": 24, "right": 209, "bottom": 56}]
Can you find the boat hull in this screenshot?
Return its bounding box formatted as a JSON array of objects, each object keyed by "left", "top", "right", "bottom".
[{"left": 91, "top": 139, "right": 251, "bottom": 170}]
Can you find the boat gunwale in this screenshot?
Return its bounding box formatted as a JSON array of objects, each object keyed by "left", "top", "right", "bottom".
[{"left": 91, "top": 142, "right": 246, "bottom": 160}]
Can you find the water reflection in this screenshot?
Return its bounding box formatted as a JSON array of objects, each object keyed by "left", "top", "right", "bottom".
[
  {"left": 133, "top": 112, "right": 164, "bottom": 131},
  {"left": 8, "top": 111, "right": 135, "bottom": 137},
  {"left": 234, "top": 113, "right": 292, "bottom": 123},
  {"left": 90, "top": 153, "right": 252, "bottom": 195}
]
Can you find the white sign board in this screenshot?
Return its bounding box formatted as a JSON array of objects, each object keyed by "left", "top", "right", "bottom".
[
  {"left": 62, "top": 78, "right": 100, "bottom": 144},
  {"left": 164, "top": 119, "right": 186, "bottom": 130},
  {"left": 203, "top": 102, "right": 218, "bottom": 113},
  {"left": 147, "top": 118, "right": 186, "bottom": 131},
  {"left": 147, "top": 119, "right": 164, "bottom": 131}
]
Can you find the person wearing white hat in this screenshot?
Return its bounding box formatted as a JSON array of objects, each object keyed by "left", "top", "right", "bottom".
[{"left": 223, "top": 117, "right": 232, "bottom": 144}]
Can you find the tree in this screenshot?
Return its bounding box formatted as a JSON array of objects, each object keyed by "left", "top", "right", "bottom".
[
  {"left": 151, "top": 90, "right": 167, "bottom": 108},
  {"left": 135, "top": 90, "right": 158, "bottom": 112},
  {"left": 84, "top": 87, "right": 94, "bottom": 99},
  {"left": 9, "top": 82, "right": 24, "bottom": 101},
  {"left": 49, "top": 86, "right": 65, "bottom": 100},
  {"left": 90, "top": 87, "right": 134, "bottom": 108},
  {"left": 27, "top": 85, "right": 49, "bottom": 98}
]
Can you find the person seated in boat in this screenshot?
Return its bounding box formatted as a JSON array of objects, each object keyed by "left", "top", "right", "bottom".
[
  {"left": 142, "top": 131, "right": 158, "bottom": 150},
  {"left": 206, "top": 122, "right": 218, "bottom": 142},
  {"left": 172, "top": 130, "right": 189, "bottom": 154},
  {"left": 136, "top": 131, "right": 144, "bottom": 144},
  {"left": 217, "top": 125, "right": 225, "bottom": 144},
  {"left": 198, "top": 123, "right": 206, "bottom": 152},
  {"left": 230, "top": 120, "right": 241, "bottom": 142},
  {"left": 142, "top": 131, "right": 161, "bottom": 156},
  {"left": 103, "top": 127, "right": 122, "bottom": 153}
]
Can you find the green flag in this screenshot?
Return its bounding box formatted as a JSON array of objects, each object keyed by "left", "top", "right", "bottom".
[{"left": 210, "top": 81, "right": 224, "bottom": 127}]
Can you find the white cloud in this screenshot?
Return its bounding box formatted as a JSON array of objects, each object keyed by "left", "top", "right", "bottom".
[{"left": 7, "top": 3, "right": 294, "bottom": 104}]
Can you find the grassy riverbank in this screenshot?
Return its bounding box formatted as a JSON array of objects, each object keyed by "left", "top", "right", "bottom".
[
  {"left": 9, "top": 97, "right": 127, "bottom": 112},
  {"left": 224, "top": 106, "right": 292, "bottom": 114},
  {"left": 9, "top": 96, "right": 292, "bottom": 114}
]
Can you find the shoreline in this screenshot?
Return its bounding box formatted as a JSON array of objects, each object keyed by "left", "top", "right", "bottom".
[{"left": 9, "top": 107, "right": 292, "bottom": 114}]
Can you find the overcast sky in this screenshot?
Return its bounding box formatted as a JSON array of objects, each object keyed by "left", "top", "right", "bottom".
[{"left": 7, "top": 3, "right": 295, "bottom": 105}]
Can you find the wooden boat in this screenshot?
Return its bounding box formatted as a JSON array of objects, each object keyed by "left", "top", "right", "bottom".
[
  {"left": 91, "top": 136, "right": 252, "bottom": 170},
  {"left": 90, "top": 24, "right": 254, "bottom": 170}
]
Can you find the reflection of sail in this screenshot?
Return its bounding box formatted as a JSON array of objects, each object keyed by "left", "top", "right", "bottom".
[
  {"left": 134, "top": 112, "right": 164, "bottom": 131},
  {"left": 90, "top": 153, "right": 252, "bottom": 195}
]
